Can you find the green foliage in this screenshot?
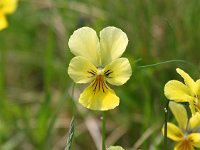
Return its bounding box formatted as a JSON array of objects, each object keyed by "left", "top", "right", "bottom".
[{"left": 0, "top": 0, "right": 200, "bottom": 149}]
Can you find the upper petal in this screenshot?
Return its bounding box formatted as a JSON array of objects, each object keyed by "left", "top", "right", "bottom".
[
  {"left": 169, "top": 102, "right": 188, "bottom": 130},
  {"left": 188, "top": 133, "right": 200, "bottom": 148},
  {"left": 188, "top": 112, "right": 200, "bottom": 131},
  {"left": 164, "top": 80, "right": 194, "bottom": 102},
  {"left": 100, "top": 26, "right": 128, "bottom": 66},
  {"left": 0, "top": 14, "right": 8, "bottom": 30},
  {"left": 68, "top": 27, "right": 100, "bottom": 66},
  {"left": 68, "top": 56, "right": 97, "bottom": 83},
  {"left": 79, "top": 79, "right": 119, "bottom": 111},
  {"left": 104, "top": 58, "right": 132, "bottom": 86},
  {"left": 1, "top": 0, "right": 18, "bottom": 14},
  {"left": 176, "top": 68, "right": 196, "bottom": 94},
  {"left": 162, "top": 123, "right": 183, "bottom": 141}
]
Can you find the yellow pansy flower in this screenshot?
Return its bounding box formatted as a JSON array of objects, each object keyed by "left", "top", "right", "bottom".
[
  {"left": 107, "top": 146, "right": 125, "bottom": 150},
  {"left": 0, "top": 0, "right": 18, "bottom": 31},
  {"left": 68, "top": 26, "right": 132, "bottom": 111},
  {"left": 162, "top": 102, "right": 200, "bottom": 150},
  {"left": 164, "top": 68, "right": 200, "bottom": 114}
]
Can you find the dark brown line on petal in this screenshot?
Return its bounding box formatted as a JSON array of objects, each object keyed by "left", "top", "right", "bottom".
[
  {"left": 87, "top": 70, "right": 96, "bottom": 76},
  {"left": 102, "top": 81, "right": 105, "bottom": 93},
  {"left": 104, "top": 70, "right": 113, "bottom": 77},
  {"left": 104, "top": 69, "right": 110, "bottom": 74}
]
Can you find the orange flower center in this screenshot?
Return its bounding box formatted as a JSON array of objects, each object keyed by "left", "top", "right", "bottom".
[
  {"left": 176, "top": 139, "right": 193, "bottom": 150},
  {"left": 91, "top": 75, "right": 108, "bottom": 94}
]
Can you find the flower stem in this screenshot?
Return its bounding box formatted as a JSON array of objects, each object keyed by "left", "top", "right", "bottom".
[
  {"left": 102, "top": 112, "right": 106, "bottom": 150},
  {"left": 164, "top": 100, "right": 169, "bottom": 150}
]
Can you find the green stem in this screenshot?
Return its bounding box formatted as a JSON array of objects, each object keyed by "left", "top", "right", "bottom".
[
  {"left": 102, "top": 112, "right": 106, "bottom": 150},
  {"left": 0, "top": 47, "right": 5, "bottom": 99},
  {"left": 164, "top": 100, "right": 169, "bottom": 150}
]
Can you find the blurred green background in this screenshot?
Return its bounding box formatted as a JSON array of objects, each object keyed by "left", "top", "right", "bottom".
[{"left": 0, "top": 0, "right": 200, "bottom": 149}]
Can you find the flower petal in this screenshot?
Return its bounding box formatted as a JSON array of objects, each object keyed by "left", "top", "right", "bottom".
[
  {"left": 188, "top": 112, "right": 200, "bottom": 131},
  {"left": 196, "top": 79, "right": 200, "bottom": 96},
  {"left": 104, "top": 58, "right": 132, "bottom": 86},
  {"left": 164, "top": 80, "right": 193, "bottom": 102},
  {"left": 107, "top": 146, "right": 124, "bottom": 150},
  {"left": 79, "top": 80, "right": 119, "bottom": 111},
  {"left": 176, "top": 68, "right": 196, "bottom": 94},
  {"left": 68, "top": 56, "right": 97, "bottom": 83},
  {"left": 188, "top": 133, "right": 200, "bottom": 148},
  {"left": 0, "top": 14, "right": 8, "bottom": 30},
  {"left": 162, "top": 123, "right": 183, "bottom": 141},
  {"left": 100, "top": 26, "right": 128, "bottom": 65},
  {"left": 68, "top": 27, "right": 100, "bottom": 66},
  {"left": 169, "top": 102, "right": 188, "bottom": 129},
  {"left": 1, "top": 0, "right": 18, "bottom": 14},
  {"left": 174, "top": 140, "right": 194, "bottom": 150}
]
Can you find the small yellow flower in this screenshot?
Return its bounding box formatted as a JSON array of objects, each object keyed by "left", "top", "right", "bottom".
[
  {"left": 162, "top": 102, "right": 200, "bottom": 150},
  {"left": 107, "top": 146, "right": 125, "bottom": 150},
  {"left": 68, "top": 26, "right": 132, "bottom": 111},
  {"left": 164, "top": 68, "right": 200, "bottom": 114},
  {"left": 0, "top": 0, "right": 18, "bottom": 31}
]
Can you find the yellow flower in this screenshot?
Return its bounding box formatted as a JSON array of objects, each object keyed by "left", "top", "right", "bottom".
[
  {"left": 164, "top": 68, "right": 200, "bottom": 115},
  {"left": 107, "top": 146, "right": 125, "bottom": 150},
  {"left": 162, "top": 102, "right": 200, "bottom": 150},
  {"left": 0, "top": 0, "right": 18, "bottom": 31},
  {"left": 68, "top": 26, "right": 132, "bottom": 111}
]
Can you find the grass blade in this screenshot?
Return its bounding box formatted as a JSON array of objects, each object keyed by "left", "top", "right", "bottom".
[{"left": 65, "top": 117, "right": 75, "bottom": 150}]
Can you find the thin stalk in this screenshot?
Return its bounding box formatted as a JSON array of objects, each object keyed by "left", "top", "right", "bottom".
[
  {"left": 102, "top": 112, "right": 106, "bottom": 150},
  {"left": 0, "top": 47, "right": 5, "bottom": 100},
  {"left": 164, "top": 100, "right": 169, "bottom": 150},
  {"left": 65, "top": 83, "right": 76, "bottom": 150}
]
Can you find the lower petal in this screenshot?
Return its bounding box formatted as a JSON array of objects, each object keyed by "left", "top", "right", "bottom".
[
  {"left": 188, "top": 133, "right": 200, "bottom": 148},
  {"left": 174, "top": 140, "right": 194, "bottom": 150},
  {"left": 79, "top": 82, "right": 119, "bottom": 111},
  {"left": 0, "top": 14, "right": 8, "bottom": 30}
]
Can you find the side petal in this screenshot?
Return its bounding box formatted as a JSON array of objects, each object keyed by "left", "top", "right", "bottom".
[
  {"left": 188, "top": 112, "right": 200, "bottom": 131},
  {"left": 188, "top": 133, "right": 200, "bottom": 148},
  {"left": 68, "top": 56, "right": 97, "bottom": 83},
  {"left": 0, "top": 14, "right": 8, "bottom": 30},
  {"left": 2, "top": 0, "right": 18, "bottom": 14},
  {"left": 79, "top": 81, "right": 119, "bottom": 111},
  {"left": 176, "top": 68, "right": 196, "bottom": 94},
  {"left": 169, "top": 102, "right": 188, "bottom": 130},
  {"left": 162, "top": 123, "right": 183, "bottom": 142},
  {"left": 104, "top": 58, "right": 132, "bottom": 86},
  {"left": 100, "top": 26, "right": 128, "bottom": 65},
  {"left": 68, "top": 27, "right": 100, "bottom": 66},
  {"left": 164, "top": 80, "right": 193, "bottom": 102}
]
